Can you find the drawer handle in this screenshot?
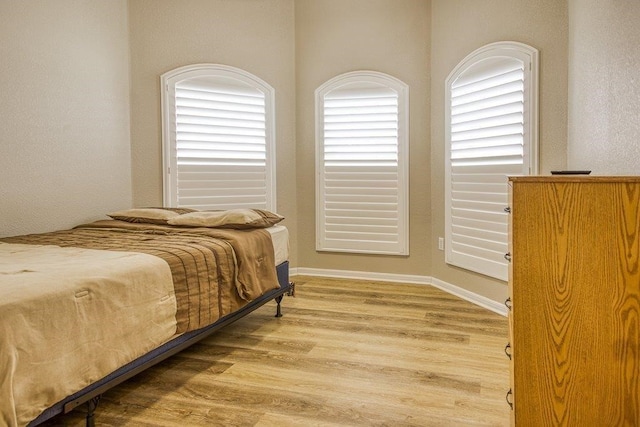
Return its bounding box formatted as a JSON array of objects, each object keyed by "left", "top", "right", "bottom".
[
  {"left": 505, "top": 297, "right": 512, "bottom": 311},
  {"left": 504, "top": 206, "right": 511, "bottom": 213},
  {"left": 504, "top": 252, "right": 512, "bottom": 262},
  {"left": 504, "top": 342, "right": 512, "bottom": 360},
  {"left": 506, "top": 389, "right": 514, "bottom": 410}
]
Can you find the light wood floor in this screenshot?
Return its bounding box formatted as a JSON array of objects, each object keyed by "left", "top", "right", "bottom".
[{"left": 41, "top": 276, "right": 510, "bottom": 426}]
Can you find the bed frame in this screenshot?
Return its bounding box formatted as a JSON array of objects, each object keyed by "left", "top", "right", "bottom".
[{"left": 28, "top": 261, "right": 294, "bottom": 427}]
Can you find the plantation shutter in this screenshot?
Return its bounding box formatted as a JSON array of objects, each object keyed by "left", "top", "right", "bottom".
[
  {"left": 162, "top": 65, "right": 275, "bottom": 211},
  {"left": 445, "top": 44, "right": 538, "bottom": 281},
  {"left": 316, "top": 73, "right": 408, "bottom": 255}
]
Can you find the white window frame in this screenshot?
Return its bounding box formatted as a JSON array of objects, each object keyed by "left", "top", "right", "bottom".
[
  {"left": 315, "top": 71, "right": 409, "bottom": 255},
  {"left": 444, "top": 41, "right": 539, "bottom": 280},
  {"left": 161, "top": 64, "right": 276, "bottom": 210}
]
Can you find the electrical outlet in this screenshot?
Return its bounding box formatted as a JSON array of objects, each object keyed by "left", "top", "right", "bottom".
[{"left": 438, "top": 237, "right": 444, "bottom": 251}]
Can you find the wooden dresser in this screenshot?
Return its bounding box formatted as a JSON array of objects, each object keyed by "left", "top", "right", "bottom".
[{"left": 507, "top": 176, "right": 640, "bottom": 426}]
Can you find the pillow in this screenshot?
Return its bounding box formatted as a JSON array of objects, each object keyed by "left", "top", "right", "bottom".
[
  {"left": 167, "top": 208, "right": 284, "bottom": 229},
  {"left": 107, "top": 208, "right": 185, "bottom": 225},
  {"left": 149, "top": 207, "right": 199, "bottom": 214}
]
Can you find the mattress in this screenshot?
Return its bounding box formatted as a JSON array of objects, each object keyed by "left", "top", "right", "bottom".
[{"left": 266, "top": 225, "right": 289, "bottom": 266}]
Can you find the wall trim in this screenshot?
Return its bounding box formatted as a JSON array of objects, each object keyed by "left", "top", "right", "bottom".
[
  {"left": 429, "top": 277, "right": 508, "bottom": 317},
  {"left": 291, "top": 267, "right": 508, "bottom": 317}
]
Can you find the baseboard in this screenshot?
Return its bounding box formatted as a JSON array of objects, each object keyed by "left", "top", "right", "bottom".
[
  {"left": 292, "top": 267, "right": 508, "bottom": 317},
  {"left": 429, "top": 277, "right": 508, "bottom": 317},
  {"left": 292, "top": 267, "right": 431, "bottom": 285}
]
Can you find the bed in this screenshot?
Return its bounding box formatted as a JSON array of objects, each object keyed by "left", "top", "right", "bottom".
[{"left": 0, "top": 208, "right": 294, "bottom": 427}]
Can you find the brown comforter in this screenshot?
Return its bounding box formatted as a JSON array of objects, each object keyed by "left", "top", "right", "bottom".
[
  {"left": 0, "top": 243, "right": 177, "bottom": 426},
  {"left": 1, "top": 220, "right": 279, "bottom": 333}
]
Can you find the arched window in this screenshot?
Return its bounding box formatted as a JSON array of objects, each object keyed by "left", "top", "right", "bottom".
[
  {"left": 316, "top": 71, "right": 409, "bottom": 255},
  {"left": 445, "top": 42, "right": 539, "bottom": 280},
  {"left": 161, "top": 64, "right": 276, "bottom": 210}
]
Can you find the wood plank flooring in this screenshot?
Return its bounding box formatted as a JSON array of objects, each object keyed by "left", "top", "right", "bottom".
[{"left": 40, "top": 276, "right": 510, "bottom": 426}]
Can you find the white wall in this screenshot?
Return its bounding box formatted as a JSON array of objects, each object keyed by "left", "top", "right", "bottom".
[
  {"left": 0, "top": 0, "right": 132, "bottom": 237},
  {"left": 568, "top": 0, "right": 640, "bottom": 174}
]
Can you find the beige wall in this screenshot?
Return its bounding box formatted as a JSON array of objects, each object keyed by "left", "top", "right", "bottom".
[
  {"left": 0, "top": 0, "right": 131, "bottom": 237},
  {"left": 295, "top": 0, "right": 432, "bottom": 276},
  {"left": 127, "top": 0, "right": 298, "bottom": 263},
  {"left": 568, "top": 0, "right": 640, "bottom": 174},
  {"left": 12, "top": 0, "right": 640, "bottom": 307},
  {"left": 430, "top": 0, "right": 569, "bottom": 302}
]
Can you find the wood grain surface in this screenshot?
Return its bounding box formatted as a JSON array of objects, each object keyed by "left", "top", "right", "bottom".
[
  {"left": 39, "top": 276, "right": 509, "bottom": 426},
  {"left": 510, "top": 179, "right": 640, "bottom": 426}
]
